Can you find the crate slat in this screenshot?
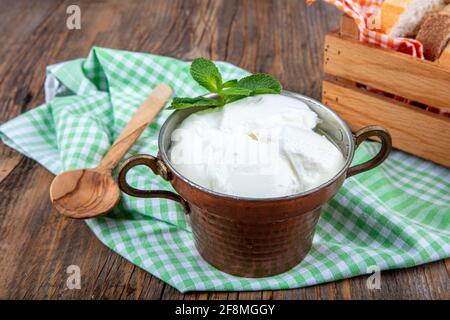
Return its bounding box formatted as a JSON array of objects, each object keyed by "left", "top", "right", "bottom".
[
  {"left": 339, "top": 15, "right": 359, "bottom": 40},
  {"left": 323, "top": 79, "right": 450, "bottom": 167},
  {"left": 437, "top": 46, "right": 450, "bottom": 66},
  {"left": 324, "top": 33, "right": 450, "bottom": 110}
]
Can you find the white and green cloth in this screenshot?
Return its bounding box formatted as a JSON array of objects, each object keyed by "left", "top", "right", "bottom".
[{"left": 1, "top": 47, "right": 449, "bottom": 292}]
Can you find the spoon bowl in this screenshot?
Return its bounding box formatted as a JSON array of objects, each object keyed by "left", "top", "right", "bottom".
[
  {"left": 50, "top": 169, "right": 120, "bottom": 219},
  {"left": 49, "top": 84, "right": 173, "bottom": 219}
]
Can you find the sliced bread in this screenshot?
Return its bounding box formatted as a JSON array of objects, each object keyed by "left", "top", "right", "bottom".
[
  {"left": 416, "top": 5, "right": 450, "bottom": 61},
  {"left": 379, "top": 0, "right": 448, "bottom": 38}
]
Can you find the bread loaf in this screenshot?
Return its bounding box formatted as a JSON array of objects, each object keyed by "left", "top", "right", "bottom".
[
  {"left": 379, "top": 0, "right": 448, "bottom": 38},
  {"left": 417, "top": 5, "right": 450, "bottom": 61}
]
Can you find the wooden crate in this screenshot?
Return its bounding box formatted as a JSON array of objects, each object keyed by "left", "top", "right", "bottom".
[{"left": 322, "top": 16, "right": 450, "bottom": 167}]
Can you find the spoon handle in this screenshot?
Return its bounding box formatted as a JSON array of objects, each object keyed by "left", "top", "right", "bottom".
[{"left": 98, "top": 84, "right": 173, "bottom": 172}]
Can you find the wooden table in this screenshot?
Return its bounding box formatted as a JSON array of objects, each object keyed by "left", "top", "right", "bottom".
[{"left": 0, "top": 0, "right": 448, "bottom": 300}]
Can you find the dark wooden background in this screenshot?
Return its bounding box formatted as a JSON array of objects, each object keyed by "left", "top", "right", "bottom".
[{"left": 0, "top": 0, "right": 448, "bottom": 299}]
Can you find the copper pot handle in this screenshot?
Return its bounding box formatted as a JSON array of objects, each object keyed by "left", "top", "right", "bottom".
[
  {"left": 117, "top": 154, "right": 190, "bottom": 213},
  {"left": 347, "top": 126, "right": 392, "bottom": 178}
]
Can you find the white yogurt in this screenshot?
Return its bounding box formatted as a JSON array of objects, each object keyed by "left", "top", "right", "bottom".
[{"left": 169, "top": 94, "right": 346, "bottom": 198}]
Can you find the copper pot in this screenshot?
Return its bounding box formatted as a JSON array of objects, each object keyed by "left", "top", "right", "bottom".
[{"left": 117, "top": 91, "right": 392, "bottom": 278}]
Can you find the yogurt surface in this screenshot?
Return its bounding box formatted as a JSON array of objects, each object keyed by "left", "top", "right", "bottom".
[{"left": 169, "top": 94, "right": 346, "bottom": 198}]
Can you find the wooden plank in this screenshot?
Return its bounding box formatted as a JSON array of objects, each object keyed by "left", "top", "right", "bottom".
[
  {"left": 1, "top": 0, "right": 448, "bottom": 300},
  {"left": 323, "top": 79, "right": 450, "bottom": 167},
  {"left": 0, "top": 0, "right": 341, "bottom": 299},
  {"left": 324, "top": 33, "right": 450, "bottom": 110},
  {"left": 238, "top": 291, "right": 263, "bottom": 300},
  {"left": 437, "top": 45, "right": 450, "bottom": 66},
  {"left": 0, "top": 142, "right": 23, "bottom": 184},
  {"left": 339, "top": 15, "right": 359, "bottom": 40}
]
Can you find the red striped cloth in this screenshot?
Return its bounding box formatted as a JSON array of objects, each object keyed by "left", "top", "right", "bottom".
[
  {"left": 308, "top": 0, "right": 450, "bottom": 117},
  {"left": 307, "top": 0, "right": 424, "bottom": 58}
]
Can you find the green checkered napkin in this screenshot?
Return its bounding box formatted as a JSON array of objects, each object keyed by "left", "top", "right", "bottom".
[{"left": 1, "top": 47, "right": 449, "bottom": 292}]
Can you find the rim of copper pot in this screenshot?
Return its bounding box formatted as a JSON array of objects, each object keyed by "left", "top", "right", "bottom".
[{"left": 158, "top": 90, "right": 355, "bottom": 202}]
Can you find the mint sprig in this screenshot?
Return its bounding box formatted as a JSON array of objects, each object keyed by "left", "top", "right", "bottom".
[
  {"left": 167, "top": 58, "right": 282, "bottom": 110},
  {"left": 189, "top": 58, "right": 223, "bottom": 93},
  {"left": 236, "top": 74, "right": 282, "bottom": 94},
  {"left": 167, "top": 97, "right": 220, "bottom": 110}
]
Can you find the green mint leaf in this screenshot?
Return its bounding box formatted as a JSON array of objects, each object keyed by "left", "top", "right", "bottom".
[
  {"left": 167, "top": 96, "right": 220, "bottom": 110},
  {"left": 246, "top": 88, "right": 279, "bottom": 94},
  {"left": 169, "top": 59, "right": 283, "bottom": 113},
  {"left": 236, "top": 73, "right": 282, "bottom": 94},
  {"left": 190, "top": 58, "right": 223, "bottom": 93},
  {"left": 223, "top": 79, "right": 238, "bottom": 88},
  {"left": 221, "top": 87, "right": 252, "bottom": 96},
  {"left": 224, "top": 95, "right": 247, "bottom": 105}
]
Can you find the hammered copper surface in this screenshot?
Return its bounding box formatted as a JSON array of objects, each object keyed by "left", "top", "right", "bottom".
[
  {"left": 118, "top": 92, "right": 393, "bottom": 278},
  {"left": 167, "top": 168, "right": 345, "bottom": 277},
  {"left": 189, "top": 204, "right": 321, "bottom": 277}
]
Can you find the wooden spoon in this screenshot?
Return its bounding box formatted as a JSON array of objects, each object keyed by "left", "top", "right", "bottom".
[{"left": 50, "top": 84, "right": 173, "bottom": 219}]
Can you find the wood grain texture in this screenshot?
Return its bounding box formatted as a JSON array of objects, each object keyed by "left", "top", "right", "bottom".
[
  {"left": 339, "top": 15, "right": 359, "bottom": 40},
  {"left": 99, "top": 84, "right": 172, "bottom": 171},
  {"left": 437, "top": 45, "right": 450, "bottom": 65},
  {"left": 324, "top": 17, "right": 450, "bottom": 167},
  {"left": 340, "top": 11, "right": 450, "bottom": 67},
  {"left": 323, "top": 79, "right": 450, "bottom": 167},
  {"left": 49, "top": 84, "right": 171, "bottom": 219},
  {"left": 50, "top": 168, "right": 121, "bottom": 219},
  {"left": 0, "top": 0, "right": 448, "bottom": 300},
  {"left": 324, "top": 32, "right": 450, "bottom": 110}
]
